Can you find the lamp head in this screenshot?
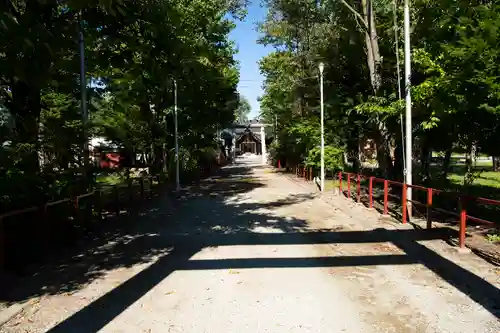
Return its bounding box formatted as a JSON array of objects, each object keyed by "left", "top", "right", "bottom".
[{"left": 319, "top": 62, "right": 324, "bottom": 74}]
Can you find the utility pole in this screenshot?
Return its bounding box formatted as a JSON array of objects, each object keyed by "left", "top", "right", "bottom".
[
  {"left": 393, "top": 0, "right": 406, "bottom": 185},
  {"left": 174, "top": 79, "right": 180, "bottom": 190},
  {"left": 319, "top": 62, "right": 325, "bottom": 192},
  {"left": 274, "top": 114, "right": 278, "bottom": 145},
  {"left": 79, "top": 13, "right": 89, "bottom": 178},
  {"left": 404, "top": 0, "right": 412, "bottom": 215}
]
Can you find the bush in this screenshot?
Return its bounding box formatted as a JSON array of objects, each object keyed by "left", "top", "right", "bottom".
[{"left": 305, "top": 145, "right": 344, "bottom": 172}]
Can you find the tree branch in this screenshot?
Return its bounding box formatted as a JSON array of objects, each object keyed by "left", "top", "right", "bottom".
[{"left": 338, "top": 0, "right": 368, "bottom": 29}]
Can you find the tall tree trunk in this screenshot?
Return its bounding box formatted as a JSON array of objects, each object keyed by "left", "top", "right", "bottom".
[
  {"left": 362, "top": 0, "right": 382, "bottom": 93},
  {"left": 493, "top": 156, "right": 500, "bottom": 171},
  {"left": 393, "top": 138, "right": 404, "bottom": 181},
  {"left": 464, "top": 142, "right": 478, "bottom": 186},
  {"left": 419, "top": 138, "right": 431, "bottom": 184},
  {"left": 362, "top": 0, "right": 394, "bottom": 177},
  {"left": 442, "top": 146, "right": 453, "bottom": 180},
  {"left": 11, "top": 79, "right": 41, "bottom": 174}
]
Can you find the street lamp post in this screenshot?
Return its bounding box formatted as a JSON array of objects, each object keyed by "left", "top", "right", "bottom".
[
  {"left": 78, "top": 14, "right": 89, "bottom": 176},
  {"left": 404, "top": 0, "right": 412, "bottom": 215},
  {"left": 174, "top": 79, "right": 180, "bottom": 191},
  {"left": 319, "top": 62, "right": 325, "bottom": 192}
]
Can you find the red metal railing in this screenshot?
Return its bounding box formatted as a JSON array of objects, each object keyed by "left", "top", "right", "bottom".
[
  {"left": 0, "top": 161, "right": 225, "bottom": 270},
  {"left": 336, "top": 171, "right": 499, "bottom": 249},
  {"left": 294, "top": 165, "right": 314, "bottom": 182}
]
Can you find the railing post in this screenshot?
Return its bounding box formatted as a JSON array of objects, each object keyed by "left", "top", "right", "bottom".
[
  {"left": 402, "top": 184, "right": 407, "bottom": 224},
  {"left": 347, "top": 174, "right": 351, "bottom": 199},
  {"left": 338, "top": 172, "right": 343, "bottom": 195},
  {"left": 309, "top": 168, "right": 312, "bottom": 181},
  {"left": 369, "top": 177, "right": 374, "bottom": 208},
  {"left": 357, "top": 174, "right": 361, "bottom": 203},
  {"left": 383, "top": 180, "right": 388, "bottom": 215},
  {"left": 426, "top": 188, "right": 433, "bottom": 229},
  {"left": 459, "top": 197, "right": 467, "bottom": 249}
]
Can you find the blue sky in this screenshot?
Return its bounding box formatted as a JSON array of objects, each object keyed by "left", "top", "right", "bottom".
[{"left": 229, "top": 1, "right": 273, "bottom": 119}]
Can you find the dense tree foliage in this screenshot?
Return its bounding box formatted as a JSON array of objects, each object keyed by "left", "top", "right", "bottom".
[
  {"left": 0, "top": 0, "right": 245, "bottom": 211},
  {"left": 259, "top": 0, "right": 500, "bottom": 184},
  {"left": 235, "top": 95, "right": 252, "bottom": 124}
]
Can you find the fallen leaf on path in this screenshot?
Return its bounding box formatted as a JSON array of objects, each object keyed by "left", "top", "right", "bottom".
[
  {"left": 229, "top": 269, "right": 240, "bottom": 274},
  {"left": 165, "top": 291, "right": 175, "bottom": 295}
]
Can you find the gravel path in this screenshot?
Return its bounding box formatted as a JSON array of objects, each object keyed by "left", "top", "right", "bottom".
[{"left": 1, "top": 155, "right": 499, "bottom": 333}]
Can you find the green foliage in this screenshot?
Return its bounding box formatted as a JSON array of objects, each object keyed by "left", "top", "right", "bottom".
[
  {"left": 258, "top": 0, "right": 500, "bottom": 191},
  {"left": 235, "top": 95, "right": 251, "bottom": 123},
  {"left": 305, "top": 145, "right": 344, "bottom": 172},
  {"left": 485, "top": 233, "right": 500, "bottom": 243},
  {"left": 0, "top": 0, "right": 245, "bottom": 210}
]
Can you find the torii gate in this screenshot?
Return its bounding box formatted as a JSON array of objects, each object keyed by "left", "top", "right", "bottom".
[{"left": 225, "top": 121, "right": 268, "bottom": 165}]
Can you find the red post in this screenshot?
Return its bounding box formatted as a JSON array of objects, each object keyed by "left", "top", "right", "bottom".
[
  {"left": 369, "top": 177, "right": 374, "bottom": 208},
  {"left": 459, "top": 197, "right": 467, "bottom": 249},
  {"left": 347, "top": 174, "right": 351, "bottom": 199},
  {"left": 278, "top": 160, "right": 281, "bottom": 169},
  {"left": 357, "top": 174, "right": 361, "bottom": 203},
  {"left": 338, "top": 172, "right": 343, "bottom": 195},
  {"left": 426, "top": 188, "right": 433, "bottom": 229},
  {"left": 309, "top": 168, "right": 313, "bottom": 181},
  {"left": 402, "top": 184, "right": 407, "bottom": 224},
  {"left": 383, "top": 180, "right": 388, "bottom": 215}
]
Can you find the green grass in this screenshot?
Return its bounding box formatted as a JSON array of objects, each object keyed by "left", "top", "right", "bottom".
[
  {"left": 485, "top": 233, "right": 500, "bottom": 243},
  {"left": 448, "top": 170, "right": 500, "bottom": 188},
  {"left": 96, "top": 173, "right": 123, "bottom": 186},
  {"left": 324, "top": 179, "right": 340, "bottom": 191}
]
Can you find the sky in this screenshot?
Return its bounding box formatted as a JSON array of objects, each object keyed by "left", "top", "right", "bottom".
[{"left": 229, "top": 1, "right": 273, "bottom": 119}]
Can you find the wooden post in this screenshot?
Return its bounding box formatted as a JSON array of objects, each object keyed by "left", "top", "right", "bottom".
[
  {"left": 383, "top": 180, "right": 388, "bottom": 215},
  {"left": 338, "top": 172, "right": 343, "bottom": 195},
  {"left": 369, "top": 177, "right": 374, "bottom": 208},
  {"left": 347, "top": 174, "right": 351, "bottom": 199},
  {"left": 357, "top": 174, "right": 361, "bottom": 203},
  {"left": 426, "top": 188, "right": 433, "bottom": 229},
  {"left": 459, "top": 197, "right": 467, "bottom": 248}
]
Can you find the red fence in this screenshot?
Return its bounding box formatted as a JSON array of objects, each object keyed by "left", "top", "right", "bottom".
[
  {"left": 337, "top": 172, "right": 499, "bottom": 249},
  {"left": 0, "top": 161, "right": 225, "bottom": 271}
]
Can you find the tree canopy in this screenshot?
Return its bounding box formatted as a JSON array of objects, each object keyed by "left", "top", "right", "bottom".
[
  {"left": 0, "top": 0, "right": 245, "bottom": 211},
  {"left": 259, "top": 0, "right": 500, "bottom": 184},
  {"left": 235, "top": 95, "right": 252, "bottom": 124}
]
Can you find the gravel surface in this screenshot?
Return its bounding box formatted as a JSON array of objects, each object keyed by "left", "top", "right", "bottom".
[{"left": 1, "top": 155, "right": 499, "bottom": 333}]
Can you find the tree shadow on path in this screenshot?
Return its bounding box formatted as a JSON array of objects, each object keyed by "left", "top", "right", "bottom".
[{"left": 3, "top": 160, "right": 500, "bottom": 332}]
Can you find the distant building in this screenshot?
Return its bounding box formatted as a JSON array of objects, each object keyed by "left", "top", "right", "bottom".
[{"left": 221, "top": 118, "right": 270, "bottom": 164}]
